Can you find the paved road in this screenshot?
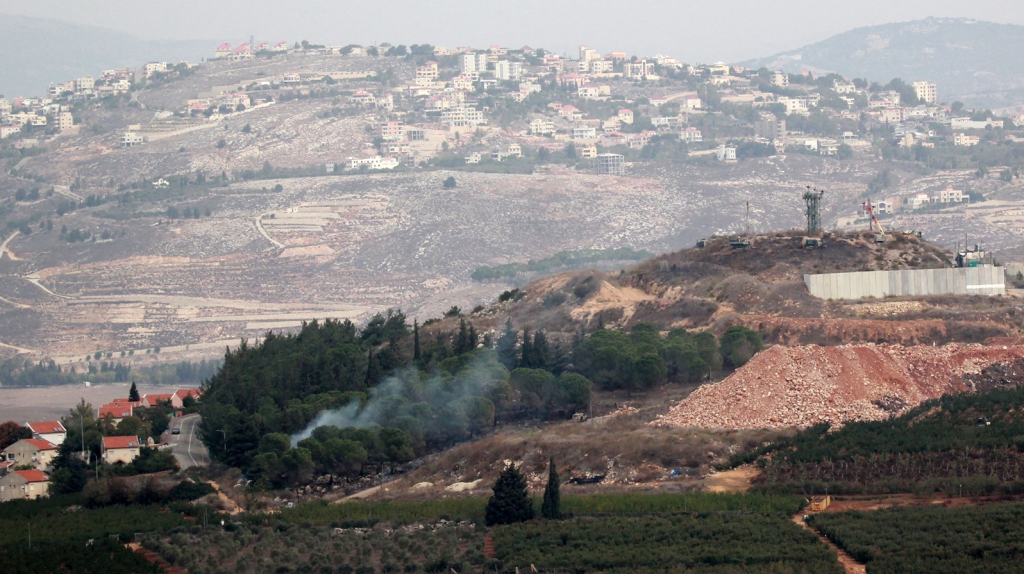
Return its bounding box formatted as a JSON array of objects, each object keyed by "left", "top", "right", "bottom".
[{"left": 169, "top": 414, "right": 210, "bottom": 469}]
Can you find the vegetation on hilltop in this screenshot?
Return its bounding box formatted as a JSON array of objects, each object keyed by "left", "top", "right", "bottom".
[
  {"left": 199, "top": 309, "right": 759, "bottom": 487},
  {"left": 471, "top": 247, "right": 653, "bottom": 282}
]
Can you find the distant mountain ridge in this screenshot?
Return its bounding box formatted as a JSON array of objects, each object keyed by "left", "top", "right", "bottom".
[
  {"left": 0, "top": 14, "right": 213, "bottom": 98},
  {"left": 741, "top": 17, "right": 1024, "bottom": 110}
]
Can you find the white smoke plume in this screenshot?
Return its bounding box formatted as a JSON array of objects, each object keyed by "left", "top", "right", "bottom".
[{"left": 289, "top": 352, "right": 509, "bottom": 445}]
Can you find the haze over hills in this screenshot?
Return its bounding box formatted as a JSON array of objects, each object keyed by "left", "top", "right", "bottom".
[
  {"left": 742, "top": 17, "right": 1024, "bottom": 110},
  {"left": 0, "top": 14, "right": 212, "bottom": 98}
]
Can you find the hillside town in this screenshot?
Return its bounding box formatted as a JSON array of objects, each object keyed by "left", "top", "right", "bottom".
[{"left": 2, "top": 39, "right": 1018, "bottom": 215}]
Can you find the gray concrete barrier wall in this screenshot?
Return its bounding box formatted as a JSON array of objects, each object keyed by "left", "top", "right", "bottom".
[{"left": 804, "top": 265, "right": 1005, "bottom": 300}]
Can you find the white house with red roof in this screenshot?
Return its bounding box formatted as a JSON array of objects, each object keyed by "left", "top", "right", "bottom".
[
  {"left": 273, "top": 41, "right": 289, "bottom": 52},
  {"left": 618, "top": 109, "right": 634, "bottom": 124},
  {"left": 0, "top": 469, "right": 50, "bottom": 501},
  {"left": 102, "top": 436, "right": 142, "bottom": 465},
  {"left": 98, "top": 400, "right": 140, "bottom": 424},
  {"left": 215, "top": 43, "right": 232, "bottom": 58},
  {"left": 26, "top": 421, "right": 66, "bottom": 445},
  {"left": 3, "top": 438, "right": 59, "bottom": 470},
  {"left": 142, "top": 393, "right": 182, "bottom": 409}
]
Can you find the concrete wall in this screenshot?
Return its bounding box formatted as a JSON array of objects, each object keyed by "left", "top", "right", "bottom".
[{"left": 804, "top": 265, "right": 1005, "bottom": 300}]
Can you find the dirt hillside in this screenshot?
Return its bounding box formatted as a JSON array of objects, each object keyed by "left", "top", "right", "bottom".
[{"left": 653, "top": 343, "right": 1024, "bottom": 429}]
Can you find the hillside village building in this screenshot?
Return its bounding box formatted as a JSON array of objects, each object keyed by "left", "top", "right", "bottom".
[
  {"left": 2, "top": 439, "right": 59, "bottom": 470},
  {"left": 913, "top": 81, "right": 937, "bottom": 104},
  {"left": 596, "top": 153, "right": 624, "bottom": 175},
  {"left": 0, "top": 470, "right": 49, "bottom": 502},
  {"left": 102, "top": 436, "right": 142, "bottom": 465},
  {"left": 26, "top": 421, "right": 66, "bottom": 445}
]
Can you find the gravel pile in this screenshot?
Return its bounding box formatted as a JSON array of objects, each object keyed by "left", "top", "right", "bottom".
[{"left": 653, "top": 343, "right": 1024, "bottom": 430}]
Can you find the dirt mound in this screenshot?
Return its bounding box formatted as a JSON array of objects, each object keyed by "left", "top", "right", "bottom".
[{"left": 653, "top": 343, "right": 1024, "bottom": 430}]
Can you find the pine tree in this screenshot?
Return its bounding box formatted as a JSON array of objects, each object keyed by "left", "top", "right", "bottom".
[
  {"left": 365, "top": 349, "right": 382, "bottom": 385},
  {"left": 541, "top": 456, "right": 560, "bottom": 520},
  {"left": 413, "top": 320, "right": 421, "bottom": 361},
  {"left": 50, "top": 441, "right": 88, "bottom": 494},
  {"left": 485, "top": 463, "right": 535, "bottom": 526},
  {"left": 128, "top": 381, "right": 140, "bottom": 402},
  {"left": 496, "top": 318, "right": 518, "bottom": 370},
  {"left": 468, "top": 324, "right": 478, "bottom": 350}
]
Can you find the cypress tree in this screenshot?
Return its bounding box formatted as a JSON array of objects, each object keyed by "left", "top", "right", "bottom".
[
  {"left": 541, "top": 456, "right": 560, "bottom": 520},
  {"left": 128, "top": 381, "right": 140, "bottom": 402},
  {"left": 533, "top": 330, "right": 550, "bottom": 371},
  {"left": 468, "top": 324, "right": 478, "bottom": 350},
  {"left": 496, "top": 318, "right": 517, "bottom": 369},
  {"left": 520, "top": 328, "right": 533, "bottom": 368},
  {"left": 456, "top": 318, "right": 469, "bottom": 354},
  {"left": 413, "top": 320, "right": 421, "bottom": 361},
  {"left": 485, "top": 463, "right": 534, "bottom": 526}
]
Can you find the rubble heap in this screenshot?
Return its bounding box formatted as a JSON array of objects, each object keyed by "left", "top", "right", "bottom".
[{"left": 653, "top": 343, "right": 1024, "bottom": 430}]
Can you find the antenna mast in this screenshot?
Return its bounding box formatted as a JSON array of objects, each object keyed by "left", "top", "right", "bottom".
[
  {"left": 745, "top": 201, "right": 751, "bottom": 236},
  {"left": 804, "top": 185, "right": 824, "bottom": 236}
]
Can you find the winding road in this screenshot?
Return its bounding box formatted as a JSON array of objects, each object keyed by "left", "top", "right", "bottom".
[{"left": 169, "top": 414, "right": 210, "bottom": 469}]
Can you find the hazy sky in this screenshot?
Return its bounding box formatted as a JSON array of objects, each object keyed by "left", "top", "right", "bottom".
[{"left": 4, "top": 0, "right": 1024, "bottom": 62}]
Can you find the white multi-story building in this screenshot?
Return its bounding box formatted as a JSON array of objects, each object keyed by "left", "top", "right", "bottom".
[
  {"left": 930, "top": 186, "right": 965, "bottom": 203},
  {"left": 344, "top": 156, "right": 399, "bottom": 171},
  {"left": 74, "top": 76, "right": 94, "bottom": 93},
  {"left": 572, "top": 125, "right": 597, "bottom": 140},
  {"left": 716, "top": 145, "right": 737, "bottom": 161},
  {"left": 578, "top": 45, "right": 600, "bottom": 63},
  {"left": 494, "top": 61, "right": 522, "bottom": 81},
  {"left": 144, "top": 62, "right": 168, "bottom": 77},
  {"left": 678, "top": 127, "right": 703, "bottom": 143},
  {"left": 913, "top": 81, "right": 937, "bottom": 104},
  {"left": 121, "top": 131, "right": 144, "bottom": 147},
  {"left": 833, "top": 80, "right": 856, "bottom": 94},
  {"left": 378, "top": 121, "right": 404, "bottom": 141},
  {"left": 442, "top": 106, "right": 486, "bottom": 127},
  {"left": 416, "top": 62, "right": 439, "bottom": 82},
  {"left": 770, "top": 71, "right": 788, "bottom": 87},
  {"left": 529, "top": 118, "right": 555, "bottom": 135},
  {"left": 57, "top": 112, "right": 74, "bottom": 132}
]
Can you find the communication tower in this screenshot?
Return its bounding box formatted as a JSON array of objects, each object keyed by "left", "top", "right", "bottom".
[{"left": 804, "top": 186, "right": 825, "bottom": 236}]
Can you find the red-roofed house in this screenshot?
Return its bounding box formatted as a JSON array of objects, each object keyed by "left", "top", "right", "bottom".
[
  {"left": 215, "top": 43, "right": 232, "bottom": 58},
  {"left": 98, "top": 400, "right": 140, "bottom": 424},
  {"left": 0, "top": 469, "right": 50, "bottom": 501},
  {"left": 142, "top": 393, "right": 182, "bottom": 409},
  {"left": 0, "top": 461, "right": 12, "bottom": 477},
  {"left": 174, "top": 389, "right": 202, "bottom": 403},
  {"left": 3, "top": 438, "right": 59, "bottom": 470},
  {"left": 25, "top": 421, "right": 66, "bottom": 445},
  {"left": 273, "top": 41, "right": 288, "bottom": 52},
  {"left": 102, "top": 436, "right": 142, "bottom": 464},
  {"left": 254, "top": 41, "right": 269, "bottom": 52}
]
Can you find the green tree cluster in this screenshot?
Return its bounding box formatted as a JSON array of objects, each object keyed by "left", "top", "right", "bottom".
[{"left": 573, "top": 323, "right": 726, "bottom": 394}]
